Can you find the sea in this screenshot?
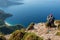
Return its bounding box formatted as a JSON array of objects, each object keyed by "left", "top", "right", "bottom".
[{"left": 0, "top": 0, "right": 60, "bottom": 27}]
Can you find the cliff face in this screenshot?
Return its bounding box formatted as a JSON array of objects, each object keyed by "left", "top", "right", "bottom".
[{"left": 0, "top": 10, "right": 12, "bottom": 26}]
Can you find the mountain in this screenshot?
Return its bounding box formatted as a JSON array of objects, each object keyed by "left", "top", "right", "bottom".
[
  {"left": 0, "top": 0, "right": 23, "bottom": 7},
  {"left": 0, "top": 10, "right": 24, "bottom": 34},
  {"left": 0, "top": 10, "right": 12, "bottom": 26}
]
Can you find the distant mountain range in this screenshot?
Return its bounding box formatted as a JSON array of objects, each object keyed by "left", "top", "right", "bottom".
[
  {"left": 0, "top": 10, "right": 24, "bottom": 34},
  {"left": 0, "top": 0, "right": 23, "bottom": 7}
]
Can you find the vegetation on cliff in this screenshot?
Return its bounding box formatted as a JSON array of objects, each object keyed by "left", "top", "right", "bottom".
[
  {"left": 56, "top": 32, "right": 60, "bottom": 36},
  {"left": 9, "top": 29, "right": 25, "bottom": 40},
  {"left": 9, "top": 29, "right": 43, "bottom": 40},
  {"left": 0, "top": 35, "right": 6, "bottom": 40},
  {"left": 23, "top": 33, "right": 43, "bottom": 40}
]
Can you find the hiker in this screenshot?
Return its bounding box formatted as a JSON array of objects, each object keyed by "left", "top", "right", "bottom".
[{"left": 47, "top": 14, "right": 55, "bottom": 27}]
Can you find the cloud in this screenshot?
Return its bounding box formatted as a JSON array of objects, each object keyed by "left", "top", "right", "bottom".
[{"left": 0, "top": 0, "right": 24, "bottom": 7}]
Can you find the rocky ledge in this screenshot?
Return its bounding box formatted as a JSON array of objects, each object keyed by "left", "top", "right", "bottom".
[{"left": 26, "top": 21, "right": 60, "bottom": 40}]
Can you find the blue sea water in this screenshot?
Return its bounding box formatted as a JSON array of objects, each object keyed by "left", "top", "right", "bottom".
[{"left": 0, "top": 0, "right": 60, "bottom": 27}]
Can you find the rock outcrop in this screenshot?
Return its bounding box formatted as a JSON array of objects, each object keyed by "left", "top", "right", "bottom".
[
  {"left": 26, "top": 22, "right": 35, "bottom": 30},
  {"left": 27, "top": 22, "right": 60, "bottom": 40}
]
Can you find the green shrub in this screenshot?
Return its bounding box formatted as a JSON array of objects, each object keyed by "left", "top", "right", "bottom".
[
  {"left": 57, "top": 24, "right": 60, "bottom": 30},
  {"left": 11, "top": 24, "right": 24, "bottom": 31},
  {"left": 22, "top": 33, "right": 43, "bottom": 40},
  {"left": 9, "top": 29, "right": 43, "bottom": 40},
  {"left": 56, "top": 32, "right": 60, "bottom": 36},
  {"left": 0, "top": 35, "right": 6, "bottom": 40},
  {"left": 9, "top": 29, "right": 25, "bottom": 40},
  {"left": 0, "top": 32, "right": 4, "bottom": 35}
]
